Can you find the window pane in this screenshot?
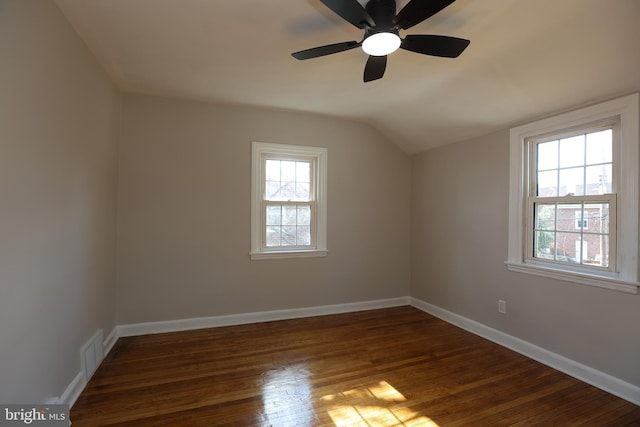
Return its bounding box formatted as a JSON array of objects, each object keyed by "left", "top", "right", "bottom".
[
  {"left": 283, "top": 205, "right": 297, "bottom": 225},
  {"left": 559, "top": 134, "right": 585, "bottom": 168},
  {"left": 585, "top": 164, "right": 612, "bottom": 195},
  {"left": 266, "top": 226, "right": 281, "bottom": 247},
  {"left": 575, "top": 239, "right": 587, "bottom": 263},
  {"left": 281, "top": 161, "right": 296, "bottom": 182},
  {"left": 559, "top": 167, "right": 584, "bottom": 196},
  {"left": 537, "top": 140, "right": 558, "bottom": 170},
  {"left": 295, "top": 183, "right": 310, "bottom": 200},
  {"left": 557, "top": 204, "right": 581, "bottom": 231},
  {"left": 537, "top": 170, "right": 558, "bottom": 196},
  {"left": 297, "top": 226, "right": 311, "bottom": 246},
  {"left": 281, "top": 182, "right": 296, "bottom": 200},
  {"left": 535, "top": 231, "right": 555, "bottom": 260},
  {"left": 585, "top": 203, "right": 609, "bottom": 234},
  {"left": 582, "top": 235, "right": 608, "bottom": 267},
  {"left": 586, "top": 129, "right": 612, "bottom": 165},
  {"left": 298, "top": 205, "right": 311, "bottom": 226},
  {"left": 266, "top": 160, "right": 280, "bottom": 181},
  {"left": 282, "top": 226, "right": 297, "bottom": 246},
  {"left": 535, "top": 204, "right": 556, "bottom": 230},
  {"left": 296, "top": 162, "right": 310, "bottom": 183},
  {"left": 556, "top": 232, "right": 580, "bottom": 263},
  {"left": 266, "top": 181, "right": 281, "bottom": 199},
  {"left": 266, "top": 205, "right": 281, "bottom": 226}
]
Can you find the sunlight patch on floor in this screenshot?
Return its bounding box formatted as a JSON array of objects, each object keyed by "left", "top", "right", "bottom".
[{"left": 322, "top": 381, "right": 440, "bottom": 427}]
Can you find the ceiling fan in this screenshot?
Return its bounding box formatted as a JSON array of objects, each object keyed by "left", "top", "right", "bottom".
[{"left": 292, "top": 0, "right": 470, "bottom": 82}]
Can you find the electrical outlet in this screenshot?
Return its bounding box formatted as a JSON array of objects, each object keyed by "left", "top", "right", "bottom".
[{"left": 498, "top": 299, "right": 507, "bottom": 314}]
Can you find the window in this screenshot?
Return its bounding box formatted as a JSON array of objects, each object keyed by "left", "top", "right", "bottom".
[
  {"left": 507, "top": 94, "right": 639, "bottom": 294},
  {"left": 251, "top": 142, "right": 327, "bottom": 260},
  {"left": 529, "top": 126, "right": 615, "bottom": 269}
]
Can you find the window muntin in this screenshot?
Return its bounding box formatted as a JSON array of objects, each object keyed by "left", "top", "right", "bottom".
[
  {"left": 527, "top": 126, "right": 616, "bottom": 272},
  {"left": 250, "top": 142, "right": 327, "bottom": 260}
]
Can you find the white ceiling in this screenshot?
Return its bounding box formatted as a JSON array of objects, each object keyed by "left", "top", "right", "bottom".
[{"left": 54, "top": 0, "right": 640, "bottom": 154}]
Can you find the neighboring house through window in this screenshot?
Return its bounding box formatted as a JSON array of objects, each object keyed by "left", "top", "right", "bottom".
[
  {"left": 250, "top": 142, "right": 327, "bottom": 260},
  {"left": 507, "top": 93, "right": 639, "bottom": 294}
]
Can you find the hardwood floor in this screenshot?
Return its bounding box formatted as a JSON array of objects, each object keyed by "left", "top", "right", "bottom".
[{"left": 70, "top": 306, "right": 640, "bottom": 426}]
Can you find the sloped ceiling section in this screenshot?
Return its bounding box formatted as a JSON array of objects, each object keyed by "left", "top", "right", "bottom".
[{"left": 55, "top": 0, "right": 640, "bottom": 153}]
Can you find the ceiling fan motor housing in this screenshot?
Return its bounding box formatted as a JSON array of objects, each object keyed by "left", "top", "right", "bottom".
[{"left": 365, "top": 0, "right": 397, "bottom": 30}]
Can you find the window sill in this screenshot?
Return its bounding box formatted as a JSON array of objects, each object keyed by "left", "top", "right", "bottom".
[
  {"left": 505, "top": 261, "right": 640, "bottom": 294},
  {"left": 505, "top": 261, "right": 639, "bottom": 294},
  {"left": 250, "top": 249, "right": 328, "bottom": 260}
]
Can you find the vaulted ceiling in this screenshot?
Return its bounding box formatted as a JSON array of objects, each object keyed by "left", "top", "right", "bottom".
[{"left": 54, "top": 0, "right": 640, "bottom": 153}]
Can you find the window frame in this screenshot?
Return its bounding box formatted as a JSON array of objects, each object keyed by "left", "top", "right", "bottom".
[
  {"left": 526, "top": 122, "right": 617, "bottom": 273},
  {"left": 507, "top": 93, "right": 639, "bottom": 294},
  {"left": 250, "top": 142, "right": 327, "bottom": 260}
]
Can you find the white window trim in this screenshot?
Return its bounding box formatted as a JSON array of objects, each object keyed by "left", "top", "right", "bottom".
[
  {"left": 506, "top": 93, "right": 639, "bottom": 294},
  {"left": 250, "top": 142, "right": 328, "bottom": 260}
]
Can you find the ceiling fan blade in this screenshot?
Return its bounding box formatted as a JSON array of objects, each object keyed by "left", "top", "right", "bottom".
[
  {"left": 319, "top": 0, "right": 375, "bottom": 29},
  {"left": 395, "top": 0, "right": 456, "bottom": 30},
  {"left": 364, "top": 55, "right": 387, "bottom": 82},
  {"left": 292, "top": 41, "right": 361, "bottom": 60},
  {"left": 401, "top": 34, "right": 470, "bottom": 57}
]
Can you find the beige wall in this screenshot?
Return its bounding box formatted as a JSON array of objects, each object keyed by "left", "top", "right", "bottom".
[
  {"left": 0, "top": 0, "right": 119, "bottom": 402},
  {"left": 411, "top": 129, "right": 640, "bottom": 387},
  {"left": 117, "top": 94, "right": 411, "bottom": 324}
]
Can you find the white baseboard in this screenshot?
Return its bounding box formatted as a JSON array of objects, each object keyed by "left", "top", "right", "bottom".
[
  {"left": 80, "top": 330, "right": 104, "bottom": 383},
  {"left": 118, "top": 297, "right": 411, "bottom": 337},
  {"left": 59, "top": 325, "right": 120, "bottom": 409},
  {"left": 103, "top": 326, "right": 118, "bottom": 356},
  {"left": 59, "top": 372, "right": 85, "bottom": 408},
  {"left": 410, "top": 297, "right": 640, "bottom": 406}
]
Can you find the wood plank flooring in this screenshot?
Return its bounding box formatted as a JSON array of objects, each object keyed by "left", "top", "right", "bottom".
[{"left": 70, "top": 306, "right": 640, "bottom": 426}]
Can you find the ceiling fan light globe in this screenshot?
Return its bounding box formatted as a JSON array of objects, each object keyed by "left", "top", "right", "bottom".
[{"left": 362, "top": 32, "right": 401, "bottom": 56}]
